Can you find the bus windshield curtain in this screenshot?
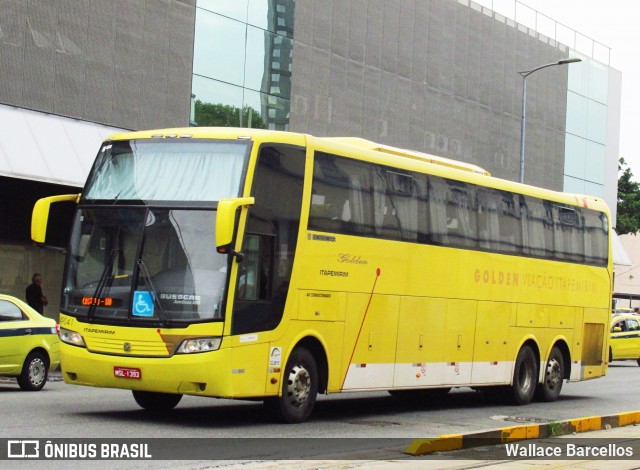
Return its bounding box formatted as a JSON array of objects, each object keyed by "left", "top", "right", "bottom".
[{"left": 86, "top": 142, "right": 246, "bottom": 201}]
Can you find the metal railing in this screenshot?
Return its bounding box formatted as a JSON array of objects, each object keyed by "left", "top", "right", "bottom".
[{"left": 459, "top": 0, "right": 611, "bottom": 65}]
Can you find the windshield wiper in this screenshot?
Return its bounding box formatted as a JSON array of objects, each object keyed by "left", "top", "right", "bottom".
[
  {"left": 87, "top": 248, "right": 119, "bottom": 322},
  {"left": 136, "top": 259, "right": 167, "bottom": 324}
]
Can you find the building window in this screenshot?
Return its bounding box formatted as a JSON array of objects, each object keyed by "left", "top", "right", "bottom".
[{"left": 192, "top": 0, "right": 295, "bottom": 131}]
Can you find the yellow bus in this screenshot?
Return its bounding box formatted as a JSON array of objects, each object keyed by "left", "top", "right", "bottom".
[{"left": 32, "top": 127, "right": 612, "bottom": 423}]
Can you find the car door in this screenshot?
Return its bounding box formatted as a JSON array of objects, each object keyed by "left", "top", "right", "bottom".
[
  {"left": 0, "top": 299, "right": 30, "bottom": 373},
  {"left": 625, "top": 318, "right": 640, "bottom": 358},
  {"left": 610, "top": 317, "right": 631, "bottom": 360}
]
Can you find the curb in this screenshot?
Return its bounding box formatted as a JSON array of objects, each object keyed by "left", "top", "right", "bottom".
[{"left": 405, "top": 411, "right": 640, "bottom": 456}]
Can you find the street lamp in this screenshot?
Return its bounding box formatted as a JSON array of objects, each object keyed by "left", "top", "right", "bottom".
[{"left": 518, "top": 57, "right": 582, "bottom": 183}]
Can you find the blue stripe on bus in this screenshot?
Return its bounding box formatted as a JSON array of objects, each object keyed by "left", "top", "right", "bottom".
[{"left": 0, "top": 327, "right": 55, "bottom": 338}]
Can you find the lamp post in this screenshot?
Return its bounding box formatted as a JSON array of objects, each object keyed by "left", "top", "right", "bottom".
[{"left": 518, "top": 57, "right": 581, "bottom": 183}]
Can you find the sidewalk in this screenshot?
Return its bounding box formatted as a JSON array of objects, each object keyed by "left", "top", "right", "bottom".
[{"left": 210, "top": 422, "right": 640, "bottom": 469}]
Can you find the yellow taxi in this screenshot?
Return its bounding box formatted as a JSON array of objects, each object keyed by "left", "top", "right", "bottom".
[
  {"left": 614, "top": 308, "right": 635, "bottom": 315},
  {"left": 0, "top": 294, "right": 60, "bottom": 390},
  {"left": 610, "top": 314, "right": 640, "bottom": 366}
]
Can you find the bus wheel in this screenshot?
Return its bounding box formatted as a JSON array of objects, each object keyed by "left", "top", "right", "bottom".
[
  {"left": 535, "top": 346, "right": 564, "bottom": 402},
  {"left": 508, "top": 345, "right": 538, "bottom": 405},
  {"left": 17, "top": 351, "right": 49, "bottom": 391},
  {"left": 133, "top": 391, "right": 182, "bottom": 411},
  {"left": 264, "top": 347, "right": 318, "bottom": 423}
]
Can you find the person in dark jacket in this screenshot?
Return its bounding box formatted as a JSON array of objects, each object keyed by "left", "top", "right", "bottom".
[{"left": 26, "top": 273, "right": 48, "bottom": 314}]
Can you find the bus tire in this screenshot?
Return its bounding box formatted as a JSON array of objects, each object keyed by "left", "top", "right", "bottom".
[
  {"left": 264, "top": 347, "right": 318, "bottom": 423},
  {"left": 17, "top": 351, "right": 49, "bottom": 391},
  {"left": 535, "top": 346, "right": 564, "bottom": 402},
  {"left": 507, "top": 345, "right": 538, "bottom": 405},
  {"left": 133, "top": 391, "right": 182, "bottom": 411}
]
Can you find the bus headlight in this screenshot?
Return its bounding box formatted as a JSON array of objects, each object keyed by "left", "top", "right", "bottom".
[
  {"left": 59, "top": 328, "right": 86, "bottom": 347},
  {"left": 176, "top": 337, "right": 221, "bottom": 354}
]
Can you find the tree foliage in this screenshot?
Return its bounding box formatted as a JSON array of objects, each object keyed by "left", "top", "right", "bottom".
[
  {"left": 193, "top": 100, "right": 266, "bottom": 129},
  {"left": 616, "top": 157, "right": 640, "bottom": 235}
]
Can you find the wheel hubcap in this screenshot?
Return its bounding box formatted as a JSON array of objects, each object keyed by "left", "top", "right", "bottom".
[
  {"left": 286, "top": 364, "right": 310, "bottom": 408},
  {"left": 545, "top": 358, "right": 561, "bottom": 390},
  {"left": 29, "top": 358, "right": 46, "bottom": 386}
]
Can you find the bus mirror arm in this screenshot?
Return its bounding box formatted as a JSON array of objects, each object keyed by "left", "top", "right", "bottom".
[
  {"left": 216, "top": 245, "right": 245, "bottom": 263},
  {"left": 231, "top": 249, "right": 245, "bottom": 263}
]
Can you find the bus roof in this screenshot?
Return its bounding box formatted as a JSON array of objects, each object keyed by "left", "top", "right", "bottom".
[
  {"left": 105, "top": 127, "right": 610, "bottom": 214},
  {"left": 107, "top": 127, "right": 305, "bottom": 144},
  {"left": 107, "top": 128, "right": 489, "bottom": 176},
  {"left": 320, "top": 137, "right": 491, "bottom": 176}
]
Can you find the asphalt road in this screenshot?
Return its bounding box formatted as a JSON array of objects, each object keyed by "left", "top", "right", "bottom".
[{"left": 2, "top": 362, "right": 640, "bottom": 467}]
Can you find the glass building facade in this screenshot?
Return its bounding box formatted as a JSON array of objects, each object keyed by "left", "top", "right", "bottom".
[
  {"left": 192, "top": 0, "right": 294, "bottom": 130},
  {"left": 189, "top": 0, "right": 620, "bottom": 219},
  {"left": 563, "top": 57, "right": 610, "bottom": 199}
]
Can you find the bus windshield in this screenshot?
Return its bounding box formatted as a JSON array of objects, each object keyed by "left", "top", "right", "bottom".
[
  {"left": 62, "top": 208, "right": 228, "bottom": 324},
  {"left": 83, "top": 139, "right": 249, "bottom": 202}
]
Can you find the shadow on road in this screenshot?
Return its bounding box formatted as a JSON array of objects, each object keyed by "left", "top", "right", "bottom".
[{"left": 64, "top": 386, "right": 594, "bottom": 429}]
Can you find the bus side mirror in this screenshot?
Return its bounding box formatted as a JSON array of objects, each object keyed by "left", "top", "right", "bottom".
[
  {"left": 32, "top": 194, "right": 81, "bottom": 245},
  {"left": 216, "top": 197, "right": 255, "bottom": 260}
]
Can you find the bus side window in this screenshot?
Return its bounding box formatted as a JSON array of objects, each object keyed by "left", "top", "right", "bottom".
[
  {"left": 522, "top": 197, "right": 554, "bottom": 258},
  {"left": 498, "top": 192, "right": 522, "bottom": 253},
  {"left": 237, "top": 233, "right": 273, "bottom": 302},
  {"left": 373, "top": 168, "right": 402, "bottom": 240},
  {"left": 428, "top": 177, "right": 448, "bottom": 245},
  {"left": 414, "top": 174, "right": 430, "bottom": 243},
  {"left": 554, "top": 206, "right": 584, "bottom": 263},
  {"left": 477, "top": 189, "right": 500, "bottom": 250},
  {"left": 309, "top": 152, "right": 374, "bottom": 235},
  {"left": 376, "top": 168, "right": 419, "bottom": 242},
  {"left": 429, "top": 177, "right": 477, "bottom": 249},
  {"left": 583, "top": 210, "right": 608, "bottom": 266}
]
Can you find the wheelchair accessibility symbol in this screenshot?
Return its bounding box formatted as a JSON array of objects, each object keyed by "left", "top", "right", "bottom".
[{"left": 133, "top": 291, "right": 155, "bottom": 317}]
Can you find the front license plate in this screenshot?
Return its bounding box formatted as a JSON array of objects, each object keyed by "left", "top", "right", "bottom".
[{"left": 114, "top": 367, "right": 141, "bottom": 380}]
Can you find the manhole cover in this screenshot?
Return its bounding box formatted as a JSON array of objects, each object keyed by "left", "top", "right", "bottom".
[{"left": 490, "top": 415, "right": 549, "bottom": 424}]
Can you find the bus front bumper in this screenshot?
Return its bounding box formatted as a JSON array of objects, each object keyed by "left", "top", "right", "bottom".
[{"left": 60, "top": 343, "right": 233, "bottom": 397}]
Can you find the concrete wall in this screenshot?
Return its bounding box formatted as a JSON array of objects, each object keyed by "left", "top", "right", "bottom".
[
  {"left": 289, "top": 0, "right": 569, "bottom": 190},
  {"left": 0, "top": 0, "right": 196, "bottom": 130}
]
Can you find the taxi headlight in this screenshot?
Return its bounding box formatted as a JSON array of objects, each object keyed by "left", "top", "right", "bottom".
[
  {"left": 176, "top": 337, "right": 221, "bottom": 354},
  {"left": 59, "top": 328, "right": 86, "bottom": 347}
]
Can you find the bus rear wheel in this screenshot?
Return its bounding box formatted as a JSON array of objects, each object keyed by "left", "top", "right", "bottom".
[
  {"left": 133, "top": 391, "right": 182, "bottom": 411},
  {"left": 507, "top": 345, "right": 538, "bottom": 405},
  {"left": 535, "top": 346, "right": 564, "bottom": 402},
  {"left": 264, "top": 347, "right": 318, "bottom": 423}
]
